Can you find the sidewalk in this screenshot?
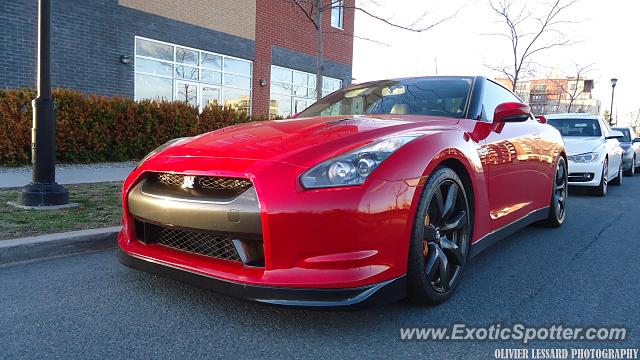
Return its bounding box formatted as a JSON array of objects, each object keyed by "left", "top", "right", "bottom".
[{"left": 0, "top": 162, "right": 136, "bottom": 188}]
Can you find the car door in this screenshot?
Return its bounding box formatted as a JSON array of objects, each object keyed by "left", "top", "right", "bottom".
[
  {"left": 601, "top": 119, "right": 623, "bottom": 178},
  {"left": 481, "top": 80, "right": 549, "bottom": 231}
]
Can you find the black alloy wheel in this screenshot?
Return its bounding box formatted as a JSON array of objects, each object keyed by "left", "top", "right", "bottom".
[
  {"left": 541, "top": 156, "right": 568, "bottom": 227},
  {"left": 407, "top": 166, "right": 471, "bottom": 305}
]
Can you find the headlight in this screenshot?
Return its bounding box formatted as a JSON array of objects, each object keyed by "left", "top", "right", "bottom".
[
  {"left": 137, "top": 137, "right": 190, "bottom": 167},
  {"left": 568, "top": 152, "right": 601, "bottom": 163},
  {"left": 300, "top": 135, "right": 420, "bottom": 189}
]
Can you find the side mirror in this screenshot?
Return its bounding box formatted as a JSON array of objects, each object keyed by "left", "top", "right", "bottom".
[
  {"left": 633, "top": 138, "right": 640, "bottom": 143},
  {"left": 494, "top": 102, "right": 531, "bottom": 123},
  {"left": 606, "top": 130, "right": 624, "bottom": 140},
  {"left": 536, "top": 115, "right": 548, "bottom": 124}
]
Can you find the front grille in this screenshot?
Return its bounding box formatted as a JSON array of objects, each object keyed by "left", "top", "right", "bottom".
[
  {"left": 155, "top": 173, "right": 252, "bottom": 192},
  {"left": 135, "top": 221, "right": 242, "bottom": 262},
  {"left": 157, "top": 173, "right": 184, "bottom": 186},
  {"left": 197, "top": 177, "right": 252, "bottom": 191},
  {"left": 157, "top": 226, "right": 241, "bottom": 262}
]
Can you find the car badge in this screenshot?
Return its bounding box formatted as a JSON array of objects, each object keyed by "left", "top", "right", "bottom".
[{"left": 181, "top": 176, "right": 196, "bottom": 189}]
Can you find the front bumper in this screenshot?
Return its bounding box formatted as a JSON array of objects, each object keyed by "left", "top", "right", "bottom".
[
  {"left": 118, "top": 157, "right": 420, "bottom": 307},
  {"left": 118, "top": 248, "right": 406, "bottom": 308},
  {"left": 567, "top": 160, "right": 603, "bottom": 187}
]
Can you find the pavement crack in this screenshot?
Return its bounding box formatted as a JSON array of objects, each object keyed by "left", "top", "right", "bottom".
[{"left": 571, "top": 212, "right": 624, "bottom": 261}]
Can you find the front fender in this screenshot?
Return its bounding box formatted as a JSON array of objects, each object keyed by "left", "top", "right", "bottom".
[{"left": 372, "top": 127, "right": 491, "bottom": 243}]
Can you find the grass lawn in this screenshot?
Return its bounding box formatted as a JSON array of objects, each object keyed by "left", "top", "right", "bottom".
[{"left": 0, "top": 182, "right": 123, "bottom": 240}]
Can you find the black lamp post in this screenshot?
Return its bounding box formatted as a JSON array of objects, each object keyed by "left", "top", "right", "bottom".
[
  {"left": 16, "top": 0, "right": 69, "bottom": 207},
  {"left": 610, "top": 78, "right": 618, "bottom": 126}
]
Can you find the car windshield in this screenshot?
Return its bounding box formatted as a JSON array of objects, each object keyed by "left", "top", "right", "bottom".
[
  {"left": 613, "top": 128, "right": 632, "bottom": 142},
  {"left": 548, "top": 118, "right": 602, "bottom": 137},
  {"left": 298, "top": 77, "right": 473, "bottom": 118}
]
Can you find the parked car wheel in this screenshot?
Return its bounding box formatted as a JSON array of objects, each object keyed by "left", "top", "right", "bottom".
[
  {"left": 407, "top": 166, "right": 472, "bottom": 305},
  {"left": 541, "top": 157, "right": 568, "bottom": 228},
  {"left": 610, "top": 157, "right": 623, "bottom": 186},
  {"left": 625, "top": 156, "right": 636, "bottom": 176},
  {"left": 592, "top": 158, "right": 608, "bottom": 197}
]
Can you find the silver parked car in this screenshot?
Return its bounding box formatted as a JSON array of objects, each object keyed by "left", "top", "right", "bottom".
[{"left": 612, "top": 127, "right": 640, "bottom": 176}]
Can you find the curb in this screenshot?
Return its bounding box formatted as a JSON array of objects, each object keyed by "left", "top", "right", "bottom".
[{"left": 0, "top": 226, "right": 121, "bottom": 265}]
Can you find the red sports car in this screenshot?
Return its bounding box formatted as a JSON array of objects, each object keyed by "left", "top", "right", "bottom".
[{"left": 118, "top": 76, "right": 567, "bottom": 307}]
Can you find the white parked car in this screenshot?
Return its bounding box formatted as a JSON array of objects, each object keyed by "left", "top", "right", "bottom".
[{"left": 547, "top": 114, "right": 624, "bottom": 196}]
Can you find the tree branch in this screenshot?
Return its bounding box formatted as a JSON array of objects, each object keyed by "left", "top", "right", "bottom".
[
  {"left": 344, "top": 5, "right": 460, "bottom": 32},
  {"left": 291, "top": 0, "right": 319, "bottom": 28}
]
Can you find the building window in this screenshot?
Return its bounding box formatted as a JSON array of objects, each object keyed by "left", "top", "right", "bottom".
[
  {"left": 269, "top": 66, "right": 342, "bottom": 117},
  {"left": 134, "top": 37, "right": 252, "bottom": 113},
  {"left": 331, "top": 0, "right": 344, "bottom": 29}
]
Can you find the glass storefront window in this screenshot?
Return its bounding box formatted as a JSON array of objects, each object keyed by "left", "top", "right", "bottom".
[
  {"left": 136, "top": 38, "right": 173, "bottom": 61},
  {"left": 201, "top": 70, "right": 222, "bottom": 85},
  {"left": 136, "top": 58, "right": 173, "bottom": 77},
  {"left": 176, "top": 47, "right": 199, "bottom": 66},
  {"left": 269, "top": 65, "right": 342, "bottom": 117},
  {"left": 224, "top": 58, "right": 252, "bottom": 75},
  {"left": 175, "top": 65, "right": 199, "bottom": 81},
  {"left": 201, "top": 52, "right": 222, "bottom": 70},
  {"left": 224, "top": 88, "right": 251, "bottom": 113},
  {"left": 135, "top": 74, "right": 172, "bottom": 101},
  {"left": 135, "top": 37, "right": 253, "bottom": 113},
  {"left": 270, "top": 95, "right": 293, "bottom": 118}
]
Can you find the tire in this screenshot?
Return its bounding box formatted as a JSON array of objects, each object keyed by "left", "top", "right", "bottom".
[
  {"left": 591, "top": 158, "right": 608, "bottom": 197},
  {"left": 407, "top": 166, "right": 472, "bottom": 305},
  {"left": 624, "top": 157, "right": 636, "bottom": 176},
  {"left": 541, "top": 157, "right": 568, "bottom": 228},
  {"left": 610, "top": 158, "right": 623, "bottom": 186}
]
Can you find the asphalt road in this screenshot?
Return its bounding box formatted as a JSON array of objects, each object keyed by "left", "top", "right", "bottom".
[{"left": 2, "top": 177, "right": 640, "bottom": 359}]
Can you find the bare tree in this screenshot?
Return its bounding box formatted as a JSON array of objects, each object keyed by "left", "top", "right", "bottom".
[
  {"left": 290, "top": 0, "right": 459, "bottom": 101},
  {"left": 485, "top": 0, "right": 581, "bottom": 92}
]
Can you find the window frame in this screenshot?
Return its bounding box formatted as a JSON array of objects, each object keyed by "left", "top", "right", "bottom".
[
  {"left": 331, "top": 0, "right": 345, "bottom": 29},
  {"left": 134, "top": 36, "right": 253, "bottom": 113}
]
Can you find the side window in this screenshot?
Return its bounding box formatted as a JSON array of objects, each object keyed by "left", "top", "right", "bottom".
[{"left": 482, "top": 80, "right": 523, "bottom": 122}]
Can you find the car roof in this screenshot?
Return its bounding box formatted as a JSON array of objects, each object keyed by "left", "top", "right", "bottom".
[
  {"left": 351, "top": 75, "right": 478, "bottom": 85},
  {"left": 545, "top": 113, "right": 600, "bottom": 120}
]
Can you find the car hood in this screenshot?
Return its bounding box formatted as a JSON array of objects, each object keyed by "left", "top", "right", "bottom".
[
  {"left": 158, "top": 114, "right": 460, "bottom": 167},
  {"left": 562, "top": 137, "right": 604, "bottom": 155}
]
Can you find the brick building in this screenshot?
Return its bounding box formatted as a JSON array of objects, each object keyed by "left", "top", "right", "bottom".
[
  {"left": 0, "top": 0, "right": 355, "bottom": 117},
  {"left": 496, "top": 77, "right": 601, "bottom": 116}
]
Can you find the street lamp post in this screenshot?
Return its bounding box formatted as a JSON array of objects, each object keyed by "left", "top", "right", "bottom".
[
  {"left": 610, "top": 78, "right": 618, "bottom": 126},
  {"left": 16, "top": 0, "right": 69, "bottom": 207}
]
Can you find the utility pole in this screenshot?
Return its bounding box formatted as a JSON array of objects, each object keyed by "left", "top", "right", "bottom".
[{"left": 16, "top": 0, "right": 70, "bottom": 207}]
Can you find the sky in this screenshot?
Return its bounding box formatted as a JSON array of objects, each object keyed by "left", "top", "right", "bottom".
[{"left": 352, "top": 0, "right": 640, "bottom": 125}]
